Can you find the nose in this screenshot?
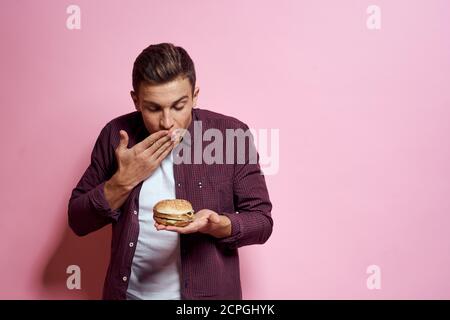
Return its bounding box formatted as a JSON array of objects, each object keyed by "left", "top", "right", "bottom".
[{"left": 160, "top": 109, "right": 174, "bottom": 130}]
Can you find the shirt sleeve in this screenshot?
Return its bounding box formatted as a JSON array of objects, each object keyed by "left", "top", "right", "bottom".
[
  {"left": 216, "top": 123, "right": 273, "bottom": 250},
  {"left": 68, "top": 123, "right": 122, "bottom": 236}
]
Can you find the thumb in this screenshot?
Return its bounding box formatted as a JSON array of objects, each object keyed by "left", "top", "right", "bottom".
[
  {"left": 209, "top": 212, "right": 221, "bottom": 224},
  {"left": 118, "top": 130, "right": 129, "bottom": 150}
]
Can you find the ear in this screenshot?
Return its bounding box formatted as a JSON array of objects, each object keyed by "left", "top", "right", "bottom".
[
  {"left": 130, "top": 90, "right": 140, "bottom": 111},
  {"left": 192, "top": 87, "right": 200, "bottom": 107}
]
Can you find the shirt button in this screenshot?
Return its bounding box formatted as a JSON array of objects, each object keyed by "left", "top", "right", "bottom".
[
  {"left": 133, "top": 210, "right": 137, "bottom": 215},
  {"left": 129, "top": 242, "right": 134, "bottom": 247},
  {"left": 177, "top": 183, "right": 182, "bottom": 187},
  {"left": 122, "top": 276, "right": 128, "bottom": 282}
]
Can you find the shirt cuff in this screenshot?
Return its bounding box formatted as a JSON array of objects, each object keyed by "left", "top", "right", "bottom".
[
  {"left": 89, "top": 181, "right": 122, "bottom": 220},
  {"left": 216, "top": 212, "right": 243, "bottom": 249}
]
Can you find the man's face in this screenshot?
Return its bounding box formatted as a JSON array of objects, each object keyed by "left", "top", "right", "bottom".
[{"left": 131, "top": 76, "right": 199, "bottom": 135}]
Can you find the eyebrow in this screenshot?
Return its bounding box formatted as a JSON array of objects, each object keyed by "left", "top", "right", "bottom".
[{"left": 142, "top": 95, "right": 189, "bottom": 108}]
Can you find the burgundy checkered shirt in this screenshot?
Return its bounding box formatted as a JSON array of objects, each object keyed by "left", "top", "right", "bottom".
[{"left": 68, "top": 108, "right": 273, "bottom": 299}]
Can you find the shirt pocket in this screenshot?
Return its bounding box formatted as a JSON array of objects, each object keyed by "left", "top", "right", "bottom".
[
  {"left": 217, "top": 179, "right": 235, "bottom": 213},
  {"left": 194, "top": 172, "right": 232, "bottom": 214}
]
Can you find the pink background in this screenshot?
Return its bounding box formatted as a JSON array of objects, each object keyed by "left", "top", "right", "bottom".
[{"left": 1, "top": 0, "right": 450, "bottom": 299}]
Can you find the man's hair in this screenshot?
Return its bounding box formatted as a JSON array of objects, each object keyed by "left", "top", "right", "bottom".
[{"left": 132, "top": 43, "right": 196, "bottom": 96}]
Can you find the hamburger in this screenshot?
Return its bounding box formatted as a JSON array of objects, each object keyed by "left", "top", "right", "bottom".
[{"left": 153, "top": 199, "right": 194, "bottom": 227}]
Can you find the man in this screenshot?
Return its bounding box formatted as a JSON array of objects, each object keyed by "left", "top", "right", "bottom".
[{"left": 68, "top": 43, "right": 273, "bottom": 300}]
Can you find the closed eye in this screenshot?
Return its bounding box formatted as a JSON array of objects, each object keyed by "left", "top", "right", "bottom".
[{"left": 173, "top": 104, "right": 185, "bottom": 111}]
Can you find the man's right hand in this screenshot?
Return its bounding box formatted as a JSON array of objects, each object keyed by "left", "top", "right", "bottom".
[
  {"left": 104, "top": 129, "right": 176, "bottom": 210},
  {"left": 111, "top": 129, "right": 175, "bottom": 190}
]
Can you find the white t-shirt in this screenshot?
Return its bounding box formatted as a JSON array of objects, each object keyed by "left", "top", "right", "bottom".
[{"left": 126, "top": 150, "right": 181, "bottom": 300}]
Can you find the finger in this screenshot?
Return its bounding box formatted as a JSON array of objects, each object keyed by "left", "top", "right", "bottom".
[
  {"left": 164, "top": 226, "right": 183, "bottom": 233},
  {"left": 116, "top": 130, "right": 129, "bottom": 151},
  {"left": 169, "top": 128, "right": 188, "bottom": 143},
  {"left": 208, "top": 213, "right": 221, "bottom": 224},
  {"left": 166, "top": 219, "right": 207, "bottom": 234},
  {"left": 140, "top": 135, "right": 171, "bottom": 158},
  {"left": 154, "top": 223, "right": 167, "bottom": 231},
  {"left": 165, "top": 225, "right": 194, "bottom": 234},
  {"left": 149, "top": 135, "right": 172, "bottom": 151},
  {"left": 149, "top": 138, "right": 174, "bottom": 160},
  {"left": 154, "top": 144, "right": 174, "bottom": 164},
  {"left": 135, "top": 130, "right": 169, "bottom": 152}
]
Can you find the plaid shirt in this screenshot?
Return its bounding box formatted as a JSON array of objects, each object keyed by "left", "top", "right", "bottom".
[{"left": 68, "top": 108, "right": 273, "bottom": 300}]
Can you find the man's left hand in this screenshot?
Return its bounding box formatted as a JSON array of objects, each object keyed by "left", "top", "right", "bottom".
[{"left": 154, "top": 209, "right": 232, "bottom": 238}]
